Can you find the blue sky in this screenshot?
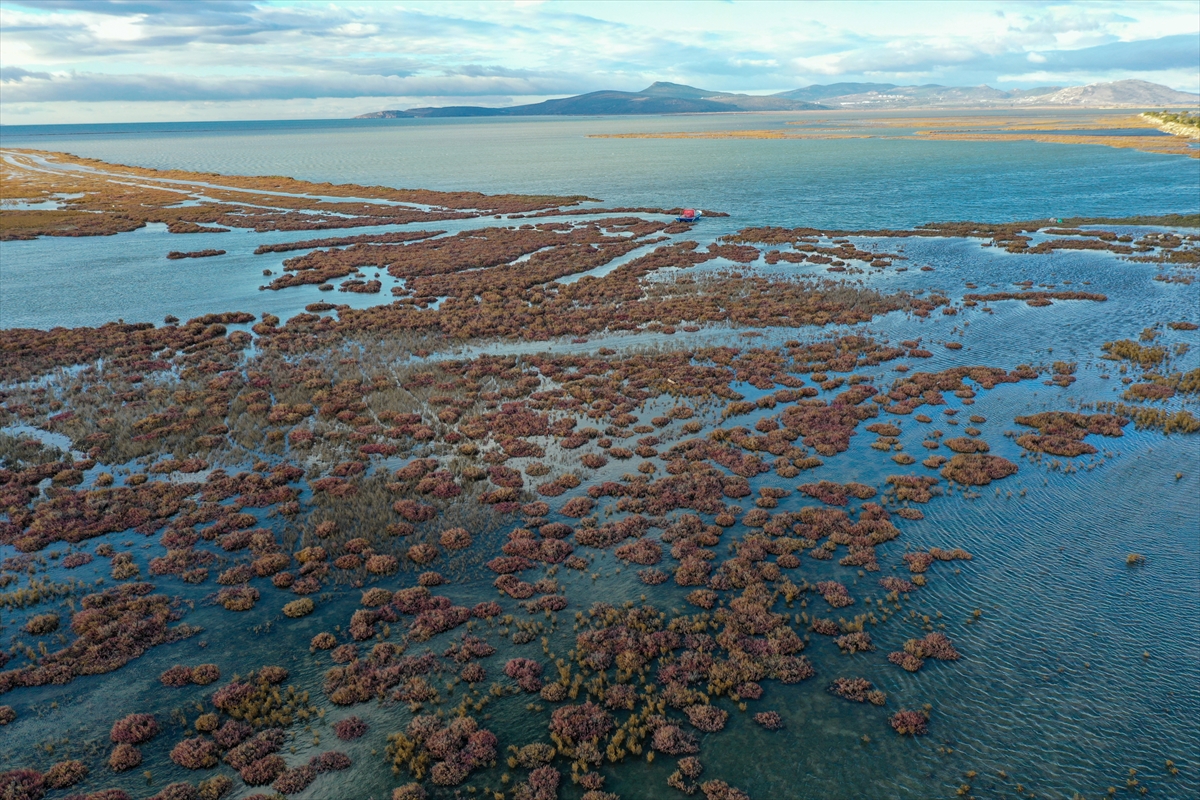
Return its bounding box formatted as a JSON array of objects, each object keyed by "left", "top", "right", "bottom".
[{"left": 1, "top": 0, "right": 1197, "bottom": 124}]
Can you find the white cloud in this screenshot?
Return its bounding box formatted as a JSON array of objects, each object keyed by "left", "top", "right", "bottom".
[
  {"left": 999, "top": 67, "right": 1200, "bottom": 93},
  {"left": 0, "top": 68, "right": 585, "bottom": 102},
  {"left": 330, "top": 22, "right": 380, "bottom": 37},
  {"left": 0, "top": 0, "right": 1195, "bottom": 123}
]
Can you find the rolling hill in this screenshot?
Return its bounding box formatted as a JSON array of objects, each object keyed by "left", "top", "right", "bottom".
[{"left": 355, "top": 79, "right": 1199, "bottom": 118}]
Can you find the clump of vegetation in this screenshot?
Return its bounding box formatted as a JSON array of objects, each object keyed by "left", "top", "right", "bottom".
[
  {"left": 1084, "top": 402, "right": 1200, "bottom": 434},
  {"left": 1143, "top": 110, "right": 1200, "bottom": 131},
  {"left": 1102, "top": 339, "right": 1167, "bottom": 367}
]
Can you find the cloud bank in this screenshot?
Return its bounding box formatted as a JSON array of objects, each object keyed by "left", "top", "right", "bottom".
[{"left": 1, "top": 0, "right": 1196, "bottom": 124}]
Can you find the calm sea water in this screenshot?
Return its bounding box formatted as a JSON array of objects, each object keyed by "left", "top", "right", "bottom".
[
  {"left": 0, "top": 116, "right": 1198, "bottom": 800},
  {"left": 2, "top": 113, "right": 1197, "bottom": 229}
]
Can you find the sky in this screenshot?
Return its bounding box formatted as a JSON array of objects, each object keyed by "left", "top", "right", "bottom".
[{"left": 1, "top": 0, "right": 1197, "bottom": 125}]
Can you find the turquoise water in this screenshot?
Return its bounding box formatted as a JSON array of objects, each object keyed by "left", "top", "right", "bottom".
[
  {"left": 2, "top": 114, "right": 1196, "bottom": 230},
  {"left": 0, "top": 117, "right": 1198, "bottom": 800}
]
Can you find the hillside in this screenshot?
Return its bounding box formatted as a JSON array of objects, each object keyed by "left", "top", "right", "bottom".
[
  {"left": 356, "top": 79, "right": 1198, "bottom": 118},
  {"left": 772, "top": 79, "right": 1198, "bottom": 108},
  {"left": 362, "top": 83, "right": 827, "bottom": 118},
  {"left": 1023, "top": 79, "right": 1200, "bottom": 107}
]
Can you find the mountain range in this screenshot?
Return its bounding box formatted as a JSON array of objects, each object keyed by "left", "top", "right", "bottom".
[{"left": 356, "top": 79, "right": 1199, "bottom": 118}]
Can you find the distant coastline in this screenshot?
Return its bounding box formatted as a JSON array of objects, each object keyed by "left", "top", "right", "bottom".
[{"left": 356, "top": 78, "right": 1200, "bottom": 119}]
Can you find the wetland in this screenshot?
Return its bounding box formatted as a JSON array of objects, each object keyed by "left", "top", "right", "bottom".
[{"left": 0, "top": 115, "right": 1198, "bottom": 800}]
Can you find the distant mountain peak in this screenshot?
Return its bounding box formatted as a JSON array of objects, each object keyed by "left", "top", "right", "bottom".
[
  {"left": 355, "top": 109, "right": 413, "bottom": 119},
  {"left": 643, "top": 81, "right": 701, "bottom": 92},
  {"left": 639, "top": 81, "right": 723, "bottom": 99}
]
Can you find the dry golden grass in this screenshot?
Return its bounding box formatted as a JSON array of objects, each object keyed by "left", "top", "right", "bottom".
[
  {"left": 4, "top": 149, "right": 589, "bottom": 211},
  {"left": 913, "top": 131, "right": 1196, "bottom": 157},
  {"left": 0, "top": 149, "right": 594, "bottom": 240},
  {"left": 588, "top": 110, "right": 1198, "bottom": 157}
]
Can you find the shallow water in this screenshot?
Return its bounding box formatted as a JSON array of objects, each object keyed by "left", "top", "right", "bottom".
[
  {"left": 2, "top": 113, "right": 1197, "bottom": 331},
  {"left": 0, "top": 118, "right": 1198, "bottom": 800},
  {"left": 2, "top": 113, "right": 1196, "bottom": 230},
  {"left": 973, "top": 128, "right": 1171, "bottom": 136}
]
